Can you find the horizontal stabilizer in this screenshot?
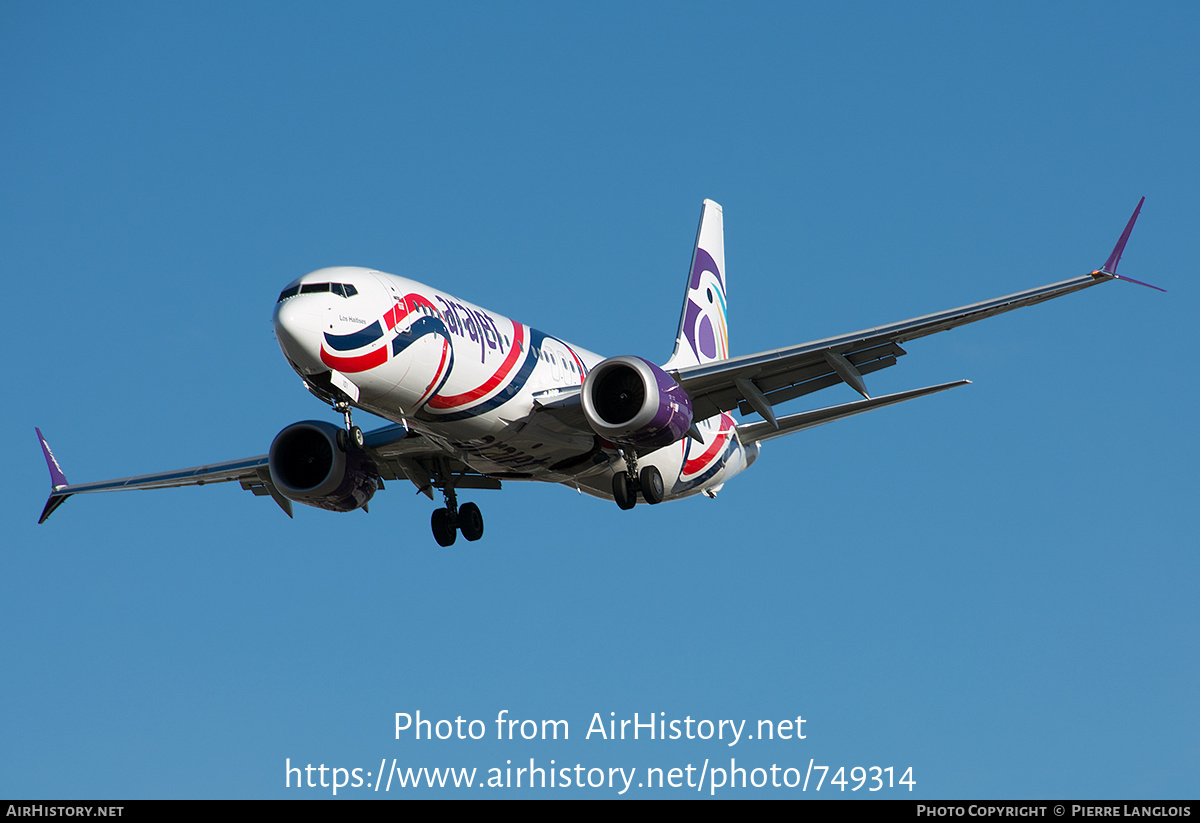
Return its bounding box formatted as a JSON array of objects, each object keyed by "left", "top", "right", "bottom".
[{"left": 737, "top": 380, "right": 970, "bottom": 445}]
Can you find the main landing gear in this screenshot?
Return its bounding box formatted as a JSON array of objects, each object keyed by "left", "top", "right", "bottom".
[
  {"left": 333, "top": 400, "right": 364, "bottom": 451},
  {"left": 611, "top": 449, "right": 664, "bottom": 510},
  {"left": 430, "top": 484, "right": 484, "bottom": 547}
]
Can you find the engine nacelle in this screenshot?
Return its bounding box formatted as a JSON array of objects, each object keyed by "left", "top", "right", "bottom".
[
  {"left": 580, "top": 356, "right": 694, "bottom": 450},
  {"left": 268, "top": 420, "right": 379, "bottom": 512}
]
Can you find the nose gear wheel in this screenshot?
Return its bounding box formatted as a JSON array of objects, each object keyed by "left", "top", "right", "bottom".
[{"left": 332, "top": 400, "right": 364, "bottom": 451}]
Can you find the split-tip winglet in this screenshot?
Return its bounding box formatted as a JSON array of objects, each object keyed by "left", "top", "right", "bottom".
[{"left": 1094, "top": 197, "right": 1165, "bottom": 292}]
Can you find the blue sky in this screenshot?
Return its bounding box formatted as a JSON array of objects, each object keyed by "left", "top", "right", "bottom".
[{"left": 3, "top": 1, "right": 1197, "bottom": 799}]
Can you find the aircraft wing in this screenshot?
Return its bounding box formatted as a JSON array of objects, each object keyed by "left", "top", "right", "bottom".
[
  {"left": 534, "top": 199, "right": 1154, "bottom": 435},
  {"left": 678, "top": 199, "right": 1155, "bottom": 425},
  {"left": 35, "top": 423, "right": 484, "bottom": 522},
  {"left": 677, "top": 270, "right": 1110, "bottom": 421},
  {"left": 531, "top": 270, "right": 1112, "bottom": 433},
  {"left": 35, "top": 426, "right": 275, "bottom": 523}
]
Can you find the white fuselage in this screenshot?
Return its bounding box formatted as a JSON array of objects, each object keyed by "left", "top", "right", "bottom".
[{"left": 272, "top": 267, "right": 755, "bottom": 501}]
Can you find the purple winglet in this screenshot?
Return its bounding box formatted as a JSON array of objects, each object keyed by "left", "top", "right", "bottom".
[
  {"left": 1101, "top": 197, "right": 1144, "bottom": 275},
  {"left": 1112, "top": 272, "right": 1167, "bottom": 292},
  {"left": 35, "top": 427, "right": 69, "bottom": 489}
]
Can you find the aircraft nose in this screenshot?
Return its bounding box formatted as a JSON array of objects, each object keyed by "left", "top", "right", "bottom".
[{"left": 274, "top": 298, "right": 324, "bottom": 373}]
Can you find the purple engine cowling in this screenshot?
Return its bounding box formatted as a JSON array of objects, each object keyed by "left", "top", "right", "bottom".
[
  {"left": 268, "top": 421, "right": 379, "bottom": 512},
  {"left": 581, "top": 356, "right": 694, "bottom": 450}
]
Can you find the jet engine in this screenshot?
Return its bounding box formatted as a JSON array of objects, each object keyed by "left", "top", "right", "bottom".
[
  {"left": 268, "top": 421, "right": 379, "bottom": 512},
  {"left": 580, "top": 356, "right": 694, "bottom": 450}
]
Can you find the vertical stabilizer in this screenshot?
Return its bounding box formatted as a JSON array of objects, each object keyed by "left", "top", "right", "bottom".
[{"left": 665, "top": 199, "right": 728, "bottom": 370}]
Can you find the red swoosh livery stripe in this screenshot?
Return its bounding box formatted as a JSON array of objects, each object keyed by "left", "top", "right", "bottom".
[
  {"left": 682, "top": 414, "right": 733, "bottom": 475},
  {"left": 320, "top": 345, "right": 388, "bottom": 373},
  {"left": 416, "top": 338, "right": 452, "bottom": 407},
  {"left": 427, "top": 323, "right": 525, "bottom": 410}
]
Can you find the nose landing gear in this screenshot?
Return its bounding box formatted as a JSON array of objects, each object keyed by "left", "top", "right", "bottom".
[{"left": 332, "top": 400, "right": 364, "bottom": 451}]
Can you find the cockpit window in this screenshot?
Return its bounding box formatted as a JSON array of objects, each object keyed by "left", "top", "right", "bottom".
[{"left": 277, "top": 282, "right": 360, "bottom": 303}]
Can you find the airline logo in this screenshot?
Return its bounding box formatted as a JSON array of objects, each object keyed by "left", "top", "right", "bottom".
[
  {"left": 320, "top": 293, "right": 455, "bottom": 407},
  {"left": 318, "top": 291, "right": 587, "bottom": 421},
  {"left": 426, "top": 323, "right": 526, "bottom": 412},
  {"left": 680, "top": 246, "right": 729, "bottom": 364}
]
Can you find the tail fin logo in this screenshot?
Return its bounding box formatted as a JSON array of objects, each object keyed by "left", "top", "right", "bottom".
[
  {"left": 682, "top": 247, "right": 728, "bottom": 362},
  {"left": 667, "top": 199, "right": 728, "bottom": 369}
]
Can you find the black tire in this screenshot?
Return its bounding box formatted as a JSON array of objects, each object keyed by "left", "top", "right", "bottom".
[
  {"left": 612, "top": 471, "right": 636, "bottom": 510},
  {"left": 459, "top": 502, "right": 484, "bottom": 542},
  {"left": 639, "top": 465, "right": 665, "bottom": 504},
  {"left": 336, "top": 428, "right": 348, "bottom": 452},
  {"left": 351, "top": 426, "right": 365, "bottom": 449},
  {"left": 431, "top": 508, "right": 457, "bottom": 546}
]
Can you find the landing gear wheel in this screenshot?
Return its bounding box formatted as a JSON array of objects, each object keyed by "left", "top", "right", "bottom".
[
  {"left": 333, "top": 400, "right": 362, "bottom": 451},
  {"left": 639, "top": 465, "right": 665, "bottom": 504},
  {"left": 612, "top": 471, "right": 637, "bottom": 510},
  {"left": 459, "top": 502, "right": 484, "bottom": 542},
  {"left": 431, "top": 508, "right": 457, "bottom": 547}
]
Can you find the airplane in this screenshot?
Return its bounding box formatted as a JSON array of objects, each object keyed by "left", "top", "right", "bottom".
[{"left": 36, "top": 198, "right": 1159, "bottom": 546}]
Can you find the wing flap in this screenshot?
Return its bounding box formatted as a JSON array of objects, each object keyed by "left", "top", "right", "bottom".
[
  {"left": 737, "top": 380, "right": 971, "bottom": 445},
  {"left": 735, "top": 352, "right": 900, "bottom": 418}
]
